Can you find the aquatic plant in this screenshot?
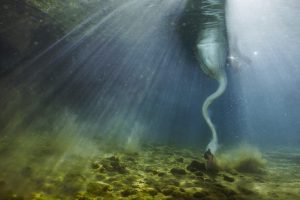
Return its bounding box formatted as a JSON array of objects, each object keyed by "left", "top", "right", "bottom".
[{"left": 196, "top": 0, "right": 227, "bottom": 154}]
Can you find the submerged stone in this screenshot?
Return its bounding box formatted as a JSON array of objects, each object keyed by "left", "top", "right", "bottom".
[
  {"left": 223, "top": 174, "right": 235, "bottom": 182},
  {"left": 63, "top": 173, "right": 86, "bottom": 194},
  {"left": 193, "top": 191, "right": 209, "bottom": 199},
  {"left": 95, "top": 174, "right": 106, "bottom": 181},
  {"left": 102, "top": 156, "right": 128, "bottom": 174},
  {"left": 120, "top": 188, "right": 137, "bottom": 197},
  {"left": 194, "top": 171, "right": 204, "bottom": 177},
  {"left": 86, "top": 182, "right": 111, "bottom": 196},
  {"left": 90, "top": 162, "right": 100, "bottom": 170},
  {"left": 161, "top": 185, "right": 191, "bottom": 199},
  {"left": 237, "top": 185, "right": 255, "bottom": 195},
  {"left": 145, "top": 166, "right": 158, "bottom": 174},
  {"left": 161, "top": 185, "right": 178, "bottom": 196},
  {"left": 144, "top": 188, "right": 158, "bottom": 196},
  {"left": 165, "top": 179, "right": 180, "bottom": 186},
  {"left": 187, "top": 160, "right": 206, "bottom": 172},
  {"left": 125, "top": 156, "right": 136, "bottom": 163},
  {"left": 170, "top": 168, "right": 187, "bottom": 176},
  {"left": 158, "top": 172, "right": 166, "bottom": 177},
  {"left": 106, "top": 156, "right": 119, "bottom": 162}
]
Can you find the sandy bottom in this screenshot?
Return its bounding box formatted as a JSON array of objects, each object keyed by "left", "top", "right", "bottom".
[{"left": 0, "top": 135, "right": 299, "bottom": 200}]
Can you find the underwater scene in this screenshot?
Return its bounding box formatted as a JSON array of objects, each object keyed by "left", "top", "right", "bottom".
[{"left": 0, "top": 0, "right": 300, "bottom": 199}]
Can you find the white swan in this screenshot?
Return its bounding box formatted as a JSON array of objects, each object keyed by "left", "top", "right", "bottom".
[{"left": 196, "top": 1, "right": 228, "bottom": 154}]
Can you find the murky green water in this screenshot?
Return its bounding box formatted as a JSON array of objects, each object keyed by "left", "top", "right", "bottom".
[{"left": 1, "top": 0, "right": 300, "bottom": 199}]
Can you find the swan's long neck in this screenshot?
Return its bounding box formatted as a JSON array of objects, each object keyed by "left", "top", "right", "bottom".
[{"left": 202, "top": 74, "right": 227, "bottom": 154}]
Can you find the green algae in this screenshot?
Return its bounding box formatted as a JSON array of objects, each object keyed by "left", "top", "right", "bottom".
[{"left": 0, "top": 135, "right": 299, "bottom": 200}]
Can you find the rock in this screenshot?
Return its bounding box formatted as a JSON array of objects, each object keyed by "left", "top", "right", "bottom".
[
  {"left": 193, "top": 191, "right": 209, "bottom": 199},
  {"left": 176, "top": 158, "right": 184, "bottom": 163},
  {"left": 124, "top": 176, "right": 136, "bottom": 184},
  {"left": 218, "top": 187, "right": 237, "bottom": 198},
  {"left": 110, "top": 161, "right": 127, "bottom": 173},
  {"left": 161, "top": 185, "right": 191, "bottom": 199},
  {"left": 158, "top": 172, "right": 166, "bottom": 177},
  {"left": 74, "top": 192, "right": 93, "bottom": 200},
  {"left": 120, "top": 188, "right": 136, "bottom": 197},
  {"left": 125, "top": 156, "right": 136, "bottom": 163},
  {"left": 223, "top": 174, "right": 235, "bottom": 182},
  {"left": 170, "top": 168, "right": 187, "bottom": 176},
  {"left": 111, "top": 181, "right": 124, "bottom": 190},
  {"left": 86, "top": 182, "right": 111, "bottom": 196},
  {"left": 214, "top": 183, "right": 226, "bottom": 189},
  {"left": 90, "top": 162, "right": 100, "bottom": 169},
  {"left": 144, "top": 166, "right": 154, "bottom": 173},
  {"left": 237, "top": 185, "right": 255, "bottom": 195},
  {"left": 102, "top": 156, "right": 127, "bottom": 174},
  {"left": 63, "top": 173, "right": 86, "bottom": 194},
  {"left": 31, "top": 192, "right": 49, "bottom": 200},
  {"left": 106, "top": 156, "right": 119, "bottom": 162},
  {"left": 194, "top": 171, "right": 204, "bottom": 177},
  {"left": 165, "top": 179, "right": 180, "bottom": 186},
  {"left": 214, "top": 183, "right": 237, "bottom": 198},
  {"left": 144, "top": 177, "right": 158, "bottom": 186},
  {"left": 146, "top": 188, "right": 158, "bottom": 196},
  {"left": 95, "top": 174, "right": 106, "bottom": 180},
  {"left": 187, "top": 160, "right": 206, "bottom": 172},
  {"left": 145, "top": 166, "right": 159, "bottom": 175},
  {"left": 161, "top": 185, "right": 178, "bottom": 196}
]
